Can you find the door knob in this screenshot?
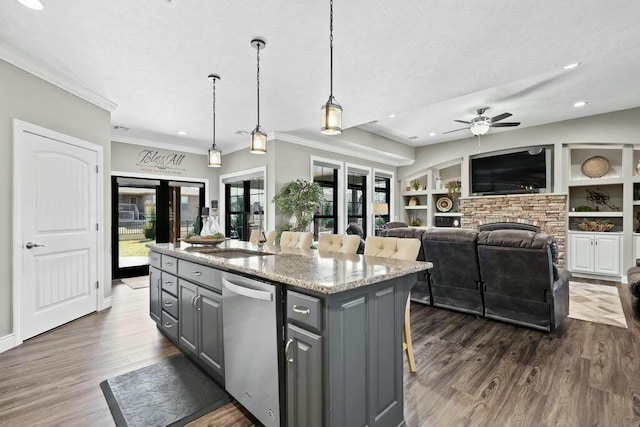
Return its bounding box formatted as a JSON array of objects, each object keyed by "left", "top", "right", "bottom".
[{"left": 25, "top": 242, "right": 45, "bottom": 249}]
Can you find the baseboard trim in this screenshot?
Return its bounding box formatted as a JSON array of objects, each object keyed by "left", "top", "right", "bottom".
[
  {"left": 100, "top": 296, "right": 113, "bottom": 311},
  {"left": 0, "top": 333, "right": 17, "bottom": 354}
]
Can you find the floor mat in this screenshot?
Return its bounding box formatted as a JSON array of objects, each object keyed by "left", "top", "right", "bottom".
[
  {"left": 121, "top": 275, "right": 149, "bottom": 290},
  {"left": 568, "top": 281, "right": 628, "bottom": 329},
  {"left": 100, "top": 355, "right": 231, "bottom": 427}
]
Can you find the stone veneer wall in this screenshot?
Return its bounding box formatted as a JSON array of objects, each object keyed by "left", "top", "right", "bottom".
[{"left": 460, "top": 194, "right": 567, "bottom": 267}]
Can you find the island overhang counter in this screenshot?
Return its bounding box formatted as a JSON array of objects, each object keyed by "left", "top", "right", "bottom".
[{"left": 148, "top": 240, "right": 432, "bottom": 427}]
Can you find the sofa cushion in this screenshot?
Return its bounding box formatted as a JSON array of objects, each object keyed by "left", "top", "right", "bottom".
[{"left": 478, "top": 229, "right": 553, "bottom": 249}]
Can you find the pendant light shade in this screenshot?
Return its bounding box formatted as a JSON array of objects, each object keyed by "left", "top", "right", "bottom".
[
  {"left": 207, "top": 74, "right": 222, "bottom": 167},
  {"left": 250, "top": 38, "right": 268, "bottom": 154},
  {"left": 321, "top": 0, "right": 342, "bottom": 135}
]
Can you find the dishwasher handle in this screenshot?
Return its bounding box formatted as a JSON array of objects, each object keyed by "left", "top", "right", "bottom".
[{"left": 222, "top": 278, "right": 273, "bottom": 301}]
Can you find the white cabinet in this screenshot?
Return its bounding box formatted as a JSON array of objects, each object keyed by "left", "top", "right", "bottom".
[{"left": 569, "top": 232, "right": 621, "bottom": 276}]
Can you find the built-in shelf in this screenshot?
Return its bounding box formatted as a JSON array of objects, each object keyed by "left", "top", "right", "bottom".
[
  {"left": 434, "top": 212, "right": 462, "bottom": 217},
  {"left": 633, "top": 200, "right": 640, "bottom": 206},
  {"left": 568, "top": 177, "right": 624, "bottom": 187},
  {"left": 404, "top": 206, "right": 428, "bottom": 210},
  {"left": 568, "top": 211, "right": 623, "bottom": 217},
  {"left": 568, "top": 230, "right": 624, "bottom": 235},
  {"left": 430, "top": 189, "right": 450, "bottom": 195},
  {"left": 401, "top": 190, "right": 429, "bottom": 196}
]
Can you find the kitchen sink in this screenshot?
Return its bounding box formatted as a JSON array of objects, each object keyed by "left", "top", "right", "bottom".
[{"left": 185, "top": 247, "right": 274, "bottom": 258}]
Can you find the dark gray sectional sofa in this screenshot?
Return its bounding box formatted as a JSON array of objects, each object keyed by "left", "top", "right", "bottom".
[{"left": 380, "top": 224, "right": 571, "bottom": 331}]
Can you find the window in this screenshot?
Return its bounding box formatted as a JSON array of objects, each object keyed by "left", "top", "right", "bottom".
[
  {"left": 225, "top": 178, "right": 264, "bottom": 241},
  {"left": 313, "top": 164, "right": 338, "bottom": 239},
  {"left": 347, "top": 173, "right": 367, "bottom": 232},
  {"left": 374, "top": 175, "right": 391, "bottom": 230}
]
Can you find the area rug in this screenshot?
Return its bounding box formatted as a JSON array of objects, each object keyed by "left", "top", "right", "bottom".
[
  {"left": 568, "top": 281, "right": 628, "bottom": 329},
  {"left": 100, "top": 355, "right": 231, "bottom": 427},
  {"left": 121, "top": 275, "right": 149, "bottom": 290}
]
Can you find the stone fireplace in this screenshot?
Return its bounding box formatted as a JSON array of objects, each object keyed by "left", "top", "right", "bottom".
[{"left": 460, "top": 194, "right": 567, "bottom": 267}]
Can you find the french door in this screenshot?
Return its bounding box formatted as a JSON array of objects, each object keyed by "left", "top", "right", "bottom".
[
  {"left": 112, "top": 177, "right": 205, "bottom": 278},
  {"left": 225, "top": 178, "right": 264, "bottom": 241}
]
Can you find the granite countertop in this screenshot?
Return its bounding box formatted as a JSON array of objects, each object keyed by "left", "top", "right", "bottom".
[{"left": 148, "top": 240, "right": 432, "bottom": 295}]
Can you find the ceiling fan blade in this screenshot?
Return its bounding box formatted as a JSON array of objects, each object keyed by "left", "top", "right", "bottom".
[
  {"left": 453, "top": 119, "right": 471, "bottom": 124},
  {"left": 442, "top": 127, "right": 469, "bottom": 134},
  {"left": 491, "top": 122, "right": 520, "bottom": 127},
  {"left": 490, "top": 112, "right": 512, "bottom": 123}
]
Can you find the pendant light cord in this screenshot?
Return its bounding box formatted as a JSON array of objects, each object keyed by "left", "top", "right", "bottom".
[
  {"left": 256, "top": 43, "right": 261, "bottom": 127},
  {"left": 212, "top": 77, "right": 216, "bottom": 149},
  {"left": 329, "top": 0, "right": 334, "bottom": 98}
]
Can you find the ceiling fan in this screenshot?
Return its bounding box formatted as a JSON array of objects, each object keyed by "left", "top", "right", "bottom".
[{"left": 443, "top": 107, "right": 520, "bottom": 136}]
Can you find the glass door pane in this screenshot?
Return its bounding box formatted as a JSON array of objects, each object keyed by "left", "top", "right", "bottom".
[{"left": 117, "top": 184, "right": 157, "bottom": 269}]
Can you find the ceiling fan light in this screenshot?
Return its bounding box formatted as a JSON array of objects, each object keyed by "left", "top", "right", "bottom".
[
  {"left": 250, "top": 126, "right": 267, "bottom": 154},
  {"left": 321, "top": 97, "right": 342, "bottom": 135},
  {"left": 470, "top": 124, "right": 490, "bottom": 136},
  {"left": 208, "top": 146, "right": 222, "bottom": 167}
]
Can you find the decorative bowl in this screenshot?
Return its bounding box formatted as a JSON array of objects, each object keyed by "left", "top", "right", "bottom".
[
  {"left": 577, "top": 220, "right": 614, "bottom": 232},
  {"left": 580, "top": 156, "right": 611, "bottom": 178},
  {"left": 436, "top": 197, "right": 453, "bottom": 212},
  {"left": 184, "top": 236, "right": 226, "bottom": 245}
]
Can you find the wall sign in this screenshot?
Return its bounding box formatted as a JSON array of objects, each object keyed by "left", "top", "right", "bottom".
[{"left": 135, "top": 150, "right": 187, "bottom": 175}]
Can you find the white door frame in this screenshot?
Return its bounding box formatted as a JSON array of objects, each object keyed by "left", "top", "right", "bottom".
[{"left": 12, "top": 119, "right": 105, "bottom": 345}]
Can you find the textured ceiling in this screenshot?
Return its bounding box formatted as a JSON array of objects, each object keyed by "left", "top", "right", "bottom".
[{"left": 1, "top": 0, "right": 640, "bottom": 152}]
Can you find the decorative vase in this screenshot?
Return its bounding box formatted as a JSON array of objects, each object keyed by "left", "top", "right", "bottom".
[
  {"left": 435, "top": 177, "right": 443, "bottom": 190},
  {"left": 288, "top": 215, "right": 298, "bottom": 229}
]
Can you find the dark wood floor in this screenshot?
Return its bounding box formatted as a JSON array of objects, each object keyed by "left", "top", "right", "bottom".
[{"left": 1, "top": 280, "right": 639, "bottom": 426}]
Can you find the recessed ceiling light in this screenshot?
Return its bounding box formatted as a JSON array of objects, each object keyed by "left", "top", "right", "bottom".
[
  {"left": 574, "top": 101, "right": 588, "bottom": 108},
  {"left": 408, "top": 136, "right": 418, "bottom": 140},
  {"left": 177, "top": 131, "right": 187, "bottom": 136},
  {"left": 113, "top": 125, "right": 129, "bottom": 131},
  {"left": 429, "top": 132, "right": 436, "bottom": 137},
  {"left": 16, "top": 0, "right": 44, "bottom": 10},
  {"left": 235, "top": 130, "right": 249, "bottom": 135},
  {"left": 563, "top": 62, "right": 581, "bottom": 70},
  {"left": 388, "top": 114, "right": 396, "bottom": 118}
]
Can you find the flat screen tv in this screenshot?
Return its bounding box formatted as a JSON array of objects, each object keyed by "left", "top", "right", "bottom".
[{"left": 471, "top": 148, "right": 548, "bottom": 195}]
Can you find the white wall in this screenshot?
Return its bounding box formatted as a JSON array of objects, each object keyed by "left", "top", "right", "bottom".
[
  {"left": 0, "top": 59, "right": 112, "bottom": 338},
  {"left": 400, "top": 107, "right": 640, "bottom": 179}
]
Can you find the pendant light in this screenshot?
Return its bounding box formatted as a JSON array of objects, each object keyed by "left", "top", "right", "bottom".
[
  {"left": 207, "top": 74, "right": 222, "bottom": 167},
  {"left": 321, "top": 0, "right": 342, "bottom": 135},
  {"left": 250, "top": 38, "right": 267, "bottom": 154}
]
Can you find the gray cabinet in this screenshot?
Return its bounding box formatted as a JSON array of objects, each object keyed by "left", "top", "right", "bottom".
[
  {"left": 286, "top": 324, "right": 322, "bottom": 427},
  {"left": 178, "top": 278, "right": 225, "bottom": 382},
  {"left": 149, "top": 265, "right": 161, "bottom": 323}
]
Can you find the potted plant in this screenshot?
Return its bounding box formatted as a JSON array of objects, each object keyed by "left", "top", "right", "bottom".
[{"left": 272, "top": 179, "right": 323, "bottom": 232}]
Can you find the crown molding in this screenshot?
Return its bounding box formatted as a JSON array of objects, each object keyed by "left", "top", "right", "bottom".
[
  {"left": 0, "top": 42, "right": 118, "bottom": 112},
  {"left": 272, "top": 131, "right": 415, "bottom": 167},
  {"left": 111, "top": 134, "right": 208, "bottom": 155}
]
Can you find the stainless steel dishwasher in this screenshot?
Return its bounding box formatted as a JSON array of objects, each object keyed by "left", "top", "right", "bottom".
[{"left": 222, "top": 273, "right": 280, "bottom": 427}]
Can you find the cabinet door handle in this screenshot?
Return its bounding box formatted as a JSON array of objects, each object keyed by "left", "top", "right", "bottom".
[
  {"left": 292, "top": 305, "right": 311, "bottom": 315},
  {"left": 164, "top": 322, "right": 173, "bottom": 328},
  {"left": 156, "top": 278, "right": 161, "bottom": 289},
  {"left": 191, "top": 271, "right": 202, "bottom": 277},
  {"left": 195, "top": 295, "right": 201, "bottom": 311},
  {"left": 165, "top": 281, "right": 173, "bottom": 286},
  {"left": 285, "top": 338, "right": 294, "bottom": 363},
  {"left": 190, "top": 294, "right": 196, "bottom": 309},
  {"left": 164, "top": 301, "right": 172, "bottom": 306},
  {"left": 151, "top": 257, "right": 159, "bottom": 261},
  {"left": 164, "top": 262, "right": 174, "bottom": 266}
]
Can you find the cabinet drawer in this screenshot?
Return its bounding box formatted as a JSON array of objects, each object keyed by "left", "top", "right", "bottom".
[
  {"left": 161, "top": 255, "right": 178, "bottom": 274},
  {"left": 161, "top": 291, "right": 178, "bottom": 318},
  {"left": 161, "top": 272, "right": 178, "bottom": 297},
  {"left": 149, "top": 252, "right": 161, "bottom": 269},
  {"left": 161, "top": 311, "right": 179, "bottom": 341},
  {"left": 287, "top": 291, "right": 322, "bottom": 332},
  {"left": 178, "top": 260, "right": 222, "bottom": 292}
]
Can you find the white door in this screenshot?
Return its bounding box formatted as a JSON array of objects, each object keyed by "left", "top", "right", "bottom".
[
  {"left": 16, "top": 125, "right": 99, "bottom": 340},
  {"left": 569, "top": 233, "right": 594, "bottom": 273},
  {"left": 594, "top": 234, "right": 621, "bottom": 275}
]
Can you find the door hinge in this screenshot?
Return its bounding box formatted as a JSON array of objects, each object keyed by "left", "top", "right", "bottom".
[
  {"left": 96, "top": 281, "right": 99, "bottom": 289},
  {"left": 96, "top": 223, "right": 99, "bottom": 231},
  {"left": 95, "top": 165, "right": 99, "bottom": 173}
]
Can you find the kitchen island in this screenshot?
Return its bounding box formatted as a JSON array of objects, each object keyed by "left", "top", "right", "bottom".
[{"left": 148, "top": 240, "right": 431, "bottom": 427}]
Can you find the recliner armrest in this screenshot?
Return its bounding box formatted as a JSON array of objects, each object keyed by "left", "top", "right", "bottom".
[{"left": 552, "top": 268, "right": 571, "bottom": 293}]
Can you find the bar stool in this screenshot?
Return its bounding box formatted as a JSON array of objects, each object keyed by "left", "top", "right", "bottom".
[
  {"left": 317, "top": 233, "right": 361, "bottom": 254},
  {"left": 365, "top": 236, "right": 421, "bottom": 373}
]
